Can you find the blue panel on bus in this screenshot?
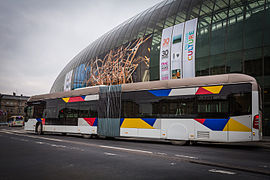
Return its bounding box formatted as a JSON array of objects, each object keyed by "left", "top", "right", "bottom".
[
  {"left": 93, "top": 118, "right": 98, "bottom": 126},
  {"left": 203, "top": 118, "right": 229, "bottom": 131},
  {"left": 120, "top": 118, "right": 125, "bottom": 126},
  {"left": 141, "top": 118, "right": 156, "bottom": 126},
  {"left": 148, "top": 89, "right": 171, "bottom": 96}
]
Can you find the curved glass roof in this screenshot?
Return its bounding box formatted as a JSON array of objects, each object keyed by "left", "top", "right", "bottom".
[{"left": 50, "top": 0, "right": 269, "bottom": 93}]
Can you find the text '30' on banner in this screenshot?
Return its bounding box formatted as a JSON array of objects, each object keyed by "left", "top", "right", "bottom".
[{"left": 160, "top": 26, "right": 173, "bottom": 81}]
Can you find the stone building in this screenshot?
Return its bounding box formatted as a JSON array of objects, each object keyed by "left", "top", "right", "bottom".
[{"left": 0, "top": 93, "right": 29, "bottom": 122}]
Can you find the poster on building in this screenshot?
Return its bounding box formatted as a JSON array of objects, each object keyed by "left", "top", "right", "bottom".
[
  {"left": 73, "top": 64, "right": 87, "bottom": 89},
  {"left": 160, "top": 26, "right": 173, "bottom": 80},
  {"left": 64, "top": 70, "right": 73, "bottom": 92},
  {"left": 182, "top": 18, "right": 198, "bottom": 78},
  {"left": 171, "top": 22, "right": 185, "bottom": 79},
  {"left": 84, "top": 35, "right": 152, "bottom": 86}
]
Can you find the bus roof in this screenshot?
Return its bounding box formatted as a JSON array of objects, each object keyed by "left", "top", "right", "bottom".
[{"left": 29, "top": 73, "right": 258, "bottom": 102}]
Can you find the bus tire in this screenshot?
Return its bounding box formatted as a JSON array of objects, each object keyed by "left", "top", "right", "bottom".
[
  {"left": 82, "top": 134, "right": 91, "bottom": 139},
  {"left": 91, "top": 134, "right": 98, "bottom": 139},
  {"left": 36, "top": 123, "right": 43, "bottom": 135},
  {"left": 189, "top": 141, "right": 197, "bottom": 146},
  {"left": 170, "top": 140, "right": 188, "bottom": 146},
  {"left": 105, "top": 136, "right": 115, "bottom": 140}
]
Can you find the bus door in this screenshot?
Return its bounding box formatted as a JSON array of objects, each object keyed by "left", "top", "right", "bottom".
[
  {"left": 228, "top": 87, "right": 253, "bottom": 142},
  {"left": 98, "top": 85, "right": 122, "bottom": 137},
  {"left": 58, "top": 108, "right": 66, "bottom": 130},
  {"left": 65, "top": 103, "right": 79, "bottom": 132},
  {"left": 59, "top": 103, "right": 79, "bottom": 133},
  {"left": 196, "top": 93, "right": 229, "bottom": 142},
  {"left": 57, "top": 101, "right": 67, "bottom": 132}
]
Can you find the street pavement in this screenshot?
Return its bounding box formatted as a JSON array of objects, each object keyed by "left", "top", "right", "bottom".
[{"left": 0, "top": 126, "right": 269, "bottom": 180}]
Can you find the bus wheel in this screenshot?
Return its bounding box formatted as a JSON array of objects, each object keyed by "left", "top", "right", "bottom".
[
  {"left": 189, "top": 141, "right": 197, "bottom": 146},
  {"left": 105, "top": 136, "right": 115, "bottom": 140},
  {"left": 36, "top": 123, "right": 43, "bottom": 135},
  {"left": 91, "top": 134, "right": 98, "bottom": 139},
  {"left": 82, "top": 134, "right": 91, "bottom": 139},
  {"left": 170, "top": 140, "right": 188, "bottom": 146}
]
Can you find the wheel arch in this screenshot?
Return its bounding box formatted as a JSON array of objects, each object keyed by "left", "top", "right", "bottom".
[{"left": 167, "top": 123, "right": 189, "bottom": 140}]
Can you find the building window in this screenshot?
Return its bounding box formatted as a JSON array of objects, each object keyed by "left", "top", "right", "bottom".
[
  {"left": 244, "top": 48, "right": 262, "bottom": 77},
  {"left": 226, "top": 51, "right": 243, "bottom": 73}
]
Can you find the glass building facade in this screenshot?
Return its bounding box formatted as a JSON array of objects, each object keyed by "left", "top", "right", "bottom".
[{"left": 50, "top": 0, "right": 270, "bottom": 135}]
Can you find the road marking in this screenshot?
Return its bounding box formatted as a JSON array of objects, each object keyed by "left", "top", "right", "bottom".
[
  {"left": 157, "top": 152, "right": 167, "bottom": 155},
  {"left": 1, "top": 129, "right": 93, "bottom": 153},
  {"left": 11, "top": 130, "right": 25, "bottom": 134},
  {"left": 69, "top": 147, "right": 84, "bottom": 151},
  {"left": 10, "top": 137, "right": 29, "bottom": 142},
  {"left": 0, "top": 129, "right": 23, "bottom": 133},
  {"left": 50, "top": 144, "right": 67, "bottom": 148},
  {"left": 104, "top": 152, "right": 117, "bottom": 156},
  {"left": 36, "top": 141, "right": 45, "bottom": 144},
  {"left": 209, "top": 169, "right": 236, "bottom": 175},
  {"left": 35, "top": 141, "right": 67, "bottom": 149},
  {"left": 31, "top": 136, "right": 63, "bottom": 142},
  {"left": 175, "top": 154, "right": 198, "bottom": 159},
  {"left": 99, "top": 145, "right": 153, "bottom": 154},
  {"left": 0, "top": 130, "right": 13, "bottom": 134},
  {"left": 259, "top": 165, "right": 268, "bottom": 168},
  {"left": 5, "top": 130, "right": 25, "bottom": 134},
  {"left": 0, "top": 130, "right": 63, "bottom": 142}
]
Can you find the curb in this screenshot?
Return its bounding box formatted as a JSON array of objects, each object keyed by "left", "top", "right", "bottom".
[{"left": 190, "top": 159, "right": 270, "bottom": 176}]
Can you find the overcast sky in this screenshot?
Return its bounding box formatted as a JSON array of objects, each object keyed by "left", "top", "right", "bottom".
[{"left": 0, "top": 0, "right": 162, "bottom": 96}]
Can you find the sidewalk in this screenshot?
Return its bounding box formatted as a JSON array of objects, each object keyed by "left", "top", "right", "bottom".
[
  {"left": 262, "top": 136, "right": 270, "bottom": 142},
  {"left": 209, "top": 136, "right": 270, "bottom": 149},
  {"left": 260, "top": 136, "right": 270, "bottom": 149}
]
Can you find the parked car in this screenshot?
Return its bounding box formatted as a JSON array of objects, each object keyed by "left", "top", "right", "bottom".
[{"left": 8, "top": 116, "right": 24, "bottom": 127}]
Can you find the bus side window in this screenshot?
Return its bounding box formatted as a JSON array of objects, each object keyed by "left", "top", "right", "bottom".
[
  {"left": 229, "top": 93, "right": 251, "bottom": 116},
  {"left": 121, "top": 101, "right": 139, "bottom": 118},
  {"left": 45, "top": 108, "right": 57, "bottom": 118},
  {"left": 196, "top": 95, "right": 229, "bottom": 118},
  {"left": 33, "top": 104, "right": 45, "bottom": 118},
  {"left": 79, "top": 101, "right": 98, "bottom": 118},
  {"left": 25, "top": 106, "right": 34, "bottom": 121}
]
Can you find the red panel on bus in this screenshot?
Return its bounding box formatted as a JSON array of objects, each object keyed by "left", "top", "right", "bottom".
[
  {"left": 194, "top": 118, "right": 206, "bottom": 124},
  {"left": 68, "top": 96, "right": 85, "bottom": 102},
  {"left": 195, "top": 87, "right": 212, "bottom": 95},
  {"left": 42, "top": 118, "right": 45, "bottom": 125},
  {"left": 83, "top": 118, "right": 96, "bottom": 126}
]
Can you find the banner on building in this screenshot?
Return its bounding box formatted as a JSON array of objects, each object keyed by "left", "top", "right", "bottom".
[
  {"left": 171, "top": 22, "right": 185, "bottom": 79},
  {"left": 64, "top": 70, "right": 73, "bottom": 92},
  {"left": 73, "top": 64, "right": 87, "bottom": 89},
  {"left": 182, "top": 18, "right": 198, "bottom": 78},
  {"left": 160, "top": 26, "right": 173, "bottom": 80}
]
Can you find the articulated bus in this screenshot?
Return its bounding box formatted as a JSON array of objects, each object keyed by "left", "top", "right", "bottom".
[{"left": 24, "top": 74, "right": 262, "bottom": 144}]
